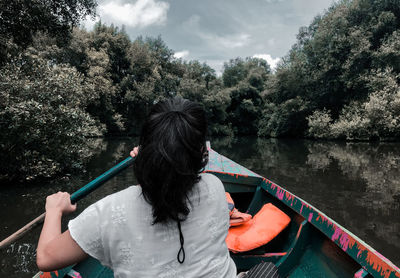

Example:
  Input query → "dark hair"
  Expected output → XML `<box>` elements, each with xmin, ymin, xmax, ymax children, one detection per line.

<box><xmin>134</xmin><ymin>97</ymin><xmax>208</xmax><ymax>224</ymax></box>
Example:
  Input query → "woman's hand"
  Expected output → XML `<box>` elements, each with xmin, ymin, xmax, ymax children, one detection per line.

<box><xmin>45</xmin><ymin>192</ymin><xmax>76</xmax><ymax>215</ymax></box>
<box><xmin>130</xmin><ymin>146</ymin><xmax>139</xmax><ymax>158</ymax></box>
<box><xmin>38</xmin><ymin>192</ymin><xmax>87</xmax><ymax>271</ymax></box>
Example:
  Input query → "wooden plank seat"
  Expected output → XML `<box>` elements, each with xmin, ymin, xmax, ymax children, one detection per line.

<box><xmin>239</xmin><ymin>262</ymin><xmax>281</xmax><ymax>278</ymax></box>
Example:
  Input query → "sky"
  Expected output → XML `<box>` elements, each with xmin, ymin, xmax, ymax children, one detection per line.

<box><xmin>82</xmin><ymin>0</ymin><xmax>337</xmax><ymax>74</ymax></box>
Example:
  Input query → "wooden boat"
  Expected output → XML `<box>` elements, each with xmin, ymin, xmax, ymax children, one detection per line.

<box><xmin>34</xmin><ymin>144</ymin><xmax>400</xmax><ymax>278</ymax></box>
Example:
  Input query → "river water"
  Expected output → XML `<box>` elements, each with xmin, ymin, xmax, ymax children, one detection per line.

<box><xmin>0</xmin><ymin>137</ymin><xmax>399</xmax><ymax>277</ymax></box>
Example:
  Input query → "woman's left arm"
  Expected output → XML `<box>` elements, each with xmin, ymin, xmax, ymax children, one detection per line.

<box><xmin>36</xmin><ymin>192</ymin><xmax>88</xmax><ymax>272</ymax></box>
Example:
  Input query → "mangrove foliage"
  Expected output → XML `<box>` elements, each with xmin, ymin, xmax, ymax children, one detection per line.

<box><xmin>1</xmin><ymin>0</ymin><xmax>400</xmax><ymax>181</ymax></box>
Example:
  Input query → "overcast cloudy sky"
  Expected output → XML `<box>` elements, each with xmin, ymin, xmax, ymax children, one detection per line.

<box><xmin>83</xmin><ymin>0</ymin><xmax>337</xmax><ymax>74</ymax></box>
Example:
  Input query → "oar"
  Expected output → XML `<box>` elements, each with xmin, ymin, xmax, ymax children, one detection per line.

<box><xmin>0</xmin><ymin>156</ymin><xmax>134</xmax><ymax>250</ymax></box>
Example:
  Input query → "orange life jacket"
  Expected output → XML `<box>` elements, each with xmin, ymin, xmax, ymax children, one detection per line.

<box><xmin>226</xmin><ymin>203</ymin><xmax>291</xmax><ymax>253</ymax></box>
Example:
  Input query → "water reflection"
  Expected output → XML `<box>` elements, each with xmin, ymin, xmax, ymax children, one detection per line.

<box><xmin>304</xmin><ymin>141</ymin><xmax>400</xmax><ymax>263</ymax></box>
<box><xmin>0</xmin><ymin>137</ymin><xmax>399</xmax><ymax>277</ymax></box>
<box><xmin>211</xmin><ymin>138</ymin><xmax>400</xmax><ymax>266</ymax></box>
<box><xmin>307</xmin><ymin>142</ymin><xmax>400</xmax><ymax>194</ymax></box>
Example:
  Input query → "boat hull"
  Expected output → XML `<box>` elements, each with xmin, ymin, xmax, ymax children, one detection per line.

<box><xmin>35</xmin><ymin>145</ymin><xmax>400</xmax><ymax>278</ymax></box>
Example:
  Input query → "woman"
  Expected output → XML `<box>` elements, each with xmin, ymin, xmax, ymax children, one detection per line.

<box><xmin>36</xmin><ymin>97</ymin><xmax>237</xmax><ymax>277</ymax></box>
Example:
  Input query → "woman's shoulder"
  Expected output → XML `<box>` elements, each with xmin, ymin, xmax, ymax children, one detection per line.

<box><xmin>200</xmin><ymin>172</ymin><xmax>223</xmax><ymax>186</ymax></box>
<box><xmin>92</xmin><ymin>185</ymin><xmax>141</xmax><ymax>211</ymax></box>
<box><xmin>197</xmin><ymin>173</ymin><xmax>225</xmax><ymax>200</ymax></box>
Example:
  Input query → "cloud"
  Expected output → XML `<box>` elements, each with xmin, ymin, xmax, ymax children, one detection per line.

<box><xmin>199</xmin><ymin>32</ymin><xmax>251</xmax><ymax>49</ymax></box>
<box><xmin>98</xmin><ymin>0</ymin><xmax>169</xmax><ymax>28</ymax></box>
<box><xmin>265</xmin><ymin>0</ymin><xmax>285</xmax><ymax>3</ymax></box>
<box><xmin>185</xmin><ymin>14</ymin><xmax>201</xmax><ymax>27</ymax></box>
<box><xmin>81</xmin><ymin>15</ymin><xmax>100</xmax><ymax>30</ymax></box>
<box><xmin>183</xmin><ymin>15</ymin><xmax>251</xmax><ymax>49</ymax></box>
<box><xmin>253</xmin><ymin>54</ymin><xmax>281</xmax><ymax>70</ymax></box>
<box><xmin>215</xmin><ymin>33</ymin><xmax>251</xmax><ymax>49</ymax></box>
<box><xmin>174</xmin><ymin>50</ymin><xmax>190</xmax><ymax>59</ymax></box>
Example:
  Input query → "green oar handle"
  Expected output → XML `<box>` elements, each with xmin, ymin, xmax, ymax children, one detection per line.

<box><xmin>0</xmin><ymin>156</ymin><xmax>134</xmax><ymax>250</ymax></box>
<box><xmin>70</xmin><ymin>156</ymin><xmax>134</xmax><ymax>203</ymax></box>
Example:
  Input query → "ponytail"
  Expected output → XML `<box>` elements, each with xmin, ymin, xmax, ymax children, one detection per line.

<box><xmin>133</xmin><ymin>97</ymin><xmax>208</xmax><ymax>224</ymax></box>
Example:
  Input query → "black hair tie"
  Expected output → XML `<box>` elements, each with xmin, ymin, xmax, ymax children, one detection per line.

<box><xmin>177</xmin><ymin>220</ymin><xmax>185</xmax><ymax>264</ymax></box>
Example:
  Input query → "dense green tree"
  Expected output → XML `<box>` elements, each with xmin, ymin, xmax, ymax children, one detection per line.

<box><xmin>85</xmin><ymin>48</ymin><xmax>123</xmax><ymax>134</ymax></box>
<box><xmin>91</xmin><ymin>23</ymin><xmax>131</xmax><ymax>84</ymax></box>
<box><xmin>178</xmin><ymin>61</ymin><xmax>216</xmax><ymax>101</ymax></box>
<box><xmin>0</xmin><ymin>53</ymin><xmax>103</xmax><ymax>181</ymax></box>
<box><xmin>223</xmin><ymin>58</ymin><xmax>271</xmax><ymax>134</ymax></box>
<box><xmin>0</xmin><ymin>0</ymin><xmax>97</xmax><ymax>64</ymax></box>
<box><xmin>223</xmin><ymin>57</ymin><xmax>270</xmax><ymax>88</ymax></box>
<box><xmin>259</xmin><ymin>97</ymin><xmax>310</xmax><ymax>137</ymax></box>
<box><xmin>307</xmin><ymin>68</ymin><xmax>400</xmax><ymax>140</ymax></box>
<box><xmin>223</xmin><ymin>58</ymin><xmax>249</xmax><ymax>87</ymax></box>
<box><xmin>203</xmin><ymin>86</ymin><xmax>233</xmax><ymax>136</ymax></box>
<box><xmin>27</xmin><ymin>29</ymin><xmax>122</xmax><ymax>134</ymax></box>
<box><xmin>264</xmin><ymin>0</ymin><xmax>400</xmax><ymax>139</ymax></box>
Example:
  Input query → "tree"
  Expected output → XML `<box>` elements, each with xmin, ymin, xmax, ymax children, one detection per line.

<box><xmin>222</xmin><ymin>57</ymin><xmax>270</xmax><ymax>88</ymax></box>
<box><xmin>26</xmin><ymin>29</ymin><xmax>123</xmax><ymax>134</ymax></box>
<box><xmin>0</xmin><ymin>53</ymin><xmax>103</xmax><ymax>181</ymax></box>
<box><xmin>223</xmin><ymin>58</ymin><xmax>271</xmax><ymax>135</ymax></box>
<box><xmin>264</xmin><ymin>0</ymin><xmax>400</xmax><ymax>139</ymax></box>
<box><xmin>91</xmin><ymin>23</ymin><xmax>131</xmax><ymax>84</ymax></box>
<box><xmin>177</xmin><ymin>61</ymin><xmax>216</xmax><ymax>102</ymax></box>
<box><xmin>258</xmin><ymin>97</ymin><xmax>309</xmax><ymax>137</ymax></box>
<box><xmin>0</xmin><ymin>0</ymin><xmax>97</xmax><ymax>64</ymax></box>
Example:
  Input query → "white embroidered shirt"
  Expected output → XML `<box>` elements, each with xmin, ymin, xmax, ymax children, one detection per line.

<box><xmin>68</xmin><ymin>173</ymin><xmax>237</xmax><ymax>278</ymax></box>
